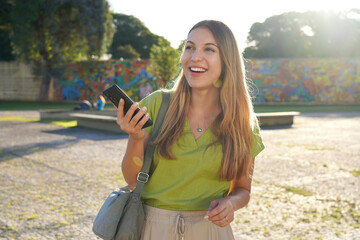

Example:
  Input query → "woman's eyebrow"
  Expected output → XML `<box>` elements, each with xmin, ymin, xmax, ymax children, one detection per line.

<box><xmin>186</xmin><ymin>41</ymin><xmax>218</xmax><ymax>48</ymax></box>
<box><xmin>206</xmin><ymin>43</ymin><xmax>218</xmax><ymax>48</ymax></box>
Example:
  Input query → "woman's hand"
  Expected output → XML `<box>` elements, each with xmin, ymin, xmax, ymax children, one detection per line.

<box><xmin>204</xmin><ymin>174</ymin><xmax>254</xmax><ymax>228</ymax></box>
<box><xmin>205</xmin><ymin>197</ymin><xmax>235</xmax><ymax>227</ymax></box>
<box><xmin>116</xmin><ymin>98</ymin><xmax>150</xmax><ymax>140</ymax></box>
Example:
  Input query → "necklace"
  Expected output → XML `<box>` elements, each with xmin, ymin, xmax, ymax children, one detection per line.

<box><xmin>195</xmin><ymin>114</ymin><xmax>212</xmax><ymax>133</ymax></box>
<box><xmin>189</xmin><ymin>108</ymin><xmax>218</xmax><ymax>134</ymax></box>
<box><xmin>197</xmin><ymin>117</ymin><xmax>206</xmax><ymax>133</ymax></box>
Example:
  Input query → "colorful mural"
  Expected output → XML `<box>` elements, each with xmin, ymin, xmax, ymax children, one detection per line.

<box><xmin>53</xmin><ymin>59</ymin><xmax>360</xmax><ymax>104</ymax></box>
<box><xmin>53</xmin><ymin>60</ymin><xmax>158</xmax><ymax>103</ymax></box>
<box><xmin>246</xmin><ymin>59</ymin><xmax>360</xmax><ymax>104</ymax></box>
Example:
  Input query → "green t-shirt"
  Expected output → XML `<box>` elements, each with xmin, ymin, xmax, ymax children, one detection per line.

<box><xmin>139</xmin><ymin>90</ymin><xmax>265</xmax><ymax>210</ymax></box>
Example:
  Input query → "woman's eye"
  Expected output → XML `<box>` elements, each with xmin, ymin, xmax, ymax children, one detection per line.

<box><xmin>185</xmin><ymin>45</ymin><xmax>193</xmax><ymax>50</ymax></box>
<box><xmin>205</xmin><ymin>47</ymin><xmax>215</xmax><ymax>52</ymax></box>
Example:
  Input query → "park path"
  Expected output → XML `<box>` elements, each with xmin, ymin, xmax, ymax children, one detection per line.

<box><xmin>0</xmin><ymin>111</ymin><xmax>359</xmax><ymax>240</ymax></box>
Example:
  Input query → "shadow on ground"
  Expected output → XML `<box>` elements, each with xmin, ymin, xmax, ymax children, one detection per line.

<box><xmin>42</xmin><ymin>127</ymin><xmax>128</xmax><ymax>141</ymax></box>
<box><xmin>0</xmin><ymin>127</ymin><xmax>127</xmax><ymax>163</ymax></box>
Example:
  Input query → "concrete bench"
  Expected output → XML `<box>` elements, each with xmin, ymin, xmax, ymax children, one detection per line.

<box><xmin>40</xmin><ymin>109</ymin><xmax>117</xmax><ymax>120</ymax></box>
<box><xmin>71</xmin><ymin>111</ymin><xmax>300</xmax><ymax>134</ymax></box>
<box><xmin>256</xmin><ymin>111</ymin><xmax>300</xmax><ymax>127</ymax></box>
<box><xmin>70</xmin><ymin>113</ymin><xmax>125</xmax><ymax>134</ymax></box>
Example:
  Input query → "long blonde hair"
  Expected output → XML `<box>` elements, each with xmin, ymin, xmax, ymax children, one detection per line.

<box><xmin>154</xmin><ymin>20</ymin><xmax>254</xmax><ymax>181</ymax></box>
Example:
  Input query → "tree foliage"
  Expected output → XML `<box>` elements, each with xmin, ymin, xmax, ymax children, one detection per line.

<box><xmin>10</xmin><ymin>0</ymin><xmax>114</xmax><ymax>101</ymax></box>
<box><xmin>109</xmin><ymin>13</ymin><xmax>162</xmax><ymax>59</ymax></box>
<box><xmin>116</xmin><ymin>44</ymin><xmax>140</xmax><ymax>60</ymax></box>
<box><xmin>244</xmin><ymin>10</ymin><xmax>360</xmax><ymax>58</ymax></box>
<box><xmin>148</xmin><ymin>38</ymin><xmax>180</xmax><ymax>87</ymax></box>
<box><xmin>0</xmin><ymin>0</ymin><xmax>15</xmax><ymax>61</ymax></box>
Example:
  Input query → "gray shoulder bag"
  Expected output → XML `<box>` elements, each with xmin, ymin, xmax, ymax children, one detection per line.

<box><xmin>93</xmin><ymin>91</ymin><xmax>170</xmax><ymax>240</ymax></box>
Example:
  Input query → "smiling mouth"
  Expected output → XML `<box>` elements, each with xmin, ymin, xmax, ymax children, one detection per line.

<box><xmin>190</xmin><ymin>67</ymin><xmax>207</xmax><ymax>73</ymax></box>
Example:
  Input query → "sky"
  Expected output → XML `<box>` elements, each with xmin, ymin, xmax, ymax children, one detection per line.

<box><xmin>107</xmin><ymin>0</ymin><xmax>359</xmax><ymax>51</ymax></box>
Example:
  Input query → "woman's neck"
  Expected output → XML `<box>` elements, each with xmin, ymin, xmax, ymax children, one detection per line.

<box><xmin>188</xmin><ymin>88</ymin><xmax>221</xmax><ymax>117</ymax></box>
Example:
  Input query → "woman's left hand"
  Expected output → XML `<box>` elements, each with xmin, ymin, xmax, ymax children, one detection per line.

<box><xmin>205</xmin><ymin>197</ymin><xmax>235</xmax><ymax>227</ymax></box>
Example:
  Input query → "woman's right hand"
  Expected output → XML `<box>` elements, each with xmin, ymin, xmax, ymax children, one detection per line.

<box><xmin>116</xmin><ymin>98</ymin><xmax>150</xmax><ymax>140</ymax></box>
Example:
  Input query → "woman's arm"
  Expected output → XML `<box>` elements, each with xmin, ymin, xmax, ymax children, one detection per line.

<box><xmin>205</xmin><ymin>158</ymin><xmax>255</xmax><ymax>227</ymax></box>
<box><xmin>116</xmin><ymin>99</ymin><xmax>151</xmax><ymax>189</ymax></box>
<box><xmin>121</xmin><ymin>133</ymin><xmax>150</xmax><ymax>189</ymax></box>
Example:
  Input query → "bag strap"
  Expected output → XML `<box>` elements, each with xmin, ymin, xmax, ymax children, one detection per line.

<box><xmin>133</xmin><ymin>91</ymin><xmax>170</xmax><ymax>194</ymax></box>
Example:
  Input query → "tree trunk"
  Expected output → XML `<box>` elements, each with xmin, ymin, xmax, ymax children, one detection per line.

<box><xmin>39</xmin><ymin>61</ymin><xmax>51</xmax><ymax>102</ymax></box>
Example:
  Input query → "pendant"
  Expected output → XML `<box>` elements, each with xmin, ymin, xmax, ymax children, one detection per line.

<box><xmin>197</xmin><ymin>127</ymin><xmax>202</xmax><ymax>132</ymax></box>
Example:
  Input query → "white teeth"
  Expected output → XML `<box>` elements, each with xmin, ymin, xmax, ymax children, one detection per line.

<box><xmin>190</xmin><ymin>67</ymin><xmax>206</xmax><ymax>73</ymax></box>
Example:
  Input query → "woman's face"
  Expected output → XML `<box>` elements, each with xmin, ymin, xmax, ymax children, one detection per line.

<box><xmin>182</xmin><ymin>27</ymin><xmax>222</xmax><ymax>90</ymax></box>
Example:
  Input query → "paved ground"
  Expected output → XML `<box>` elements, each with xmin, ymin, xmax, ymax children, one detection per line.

<box><xmin>0</xmin><ymin>110</ymin><xmax>359</xmax><ymax>240</ymax></box>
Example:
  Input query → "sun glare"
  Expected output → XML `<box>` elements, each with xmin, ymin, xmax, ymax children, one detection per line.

<box><xmin>301</xmin><ymin>26</ymin><xmax>315</xmax><ymax>37</ymax></box>
<box><xmin>107</xmin><ymin>0</ymin><xmax>358</xmax><ymax>49</ymax></box>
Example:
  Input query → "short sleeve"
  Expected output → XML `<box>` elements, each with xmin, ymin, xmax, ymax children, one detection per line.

<box><xmin>250</xmin><ymin>116</ymin><xmax>265</xmax><ymax>158</ymax></box>
<box><xmin>138</xmin><ymin>90</ymin><xmax>163</xmax><ymax>135</ymax></box>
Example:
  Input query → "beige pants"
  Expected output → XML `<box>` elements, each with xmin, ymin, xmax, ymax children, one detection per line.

<box><xmin>141</xmin><ymin>205</ymin><xmax>235</xmax><ymax>240</ymax></box>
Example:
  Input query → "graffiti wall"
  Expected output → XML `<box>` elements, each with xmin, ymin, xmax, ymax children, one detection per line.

<box><xmin>246</xmin><ymin>59</ymin><xmax>360</xmax><ymax>104</ymax></box>
<box><xmin>53</xmin><ymin>59</ymin><xmax>360</xmax><ymax>104</ymax></box>
<box><xmin>53</xmin><ymin>60</ymin><xmax>158</xmax><ymax>103</ymax></box>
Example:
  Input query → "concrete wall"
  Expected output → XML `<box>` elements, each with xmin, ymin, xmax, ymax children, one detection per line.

<box><xmin>1</xmin><ymin>59</ymin><xmax>360</xmax><ymax>104</ymax></box>
<box><xmin>247</xmin><ymin>59</ymin><xmax>360</xmax><ymax>104</ymax></box>
<box><xmin>0</xmin><ymin>62</ymin><xmax>41</xmax><ymax>101</ymax></box>
<box><xmin>53</xmin><ymin>59</ymin><xmax>360</xmax><ymax>104</ymax></box>
<box><xmin>53</xmin><ymin>60</ymin><xmax>156</xmax><ymax>103</ymax></box>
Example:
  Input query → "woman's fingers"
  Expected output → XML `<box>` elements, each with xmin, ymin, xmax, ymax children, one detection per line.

<box><xmin>212</xmin><ymin>214</ymin><xmax>234</xmax><ymax>227</ymax></box>
<box><xmin>130</xmin><ymin>106</ymin><xmax>148</xmax><ymax>129</ymax></box>
<box><xmin>123</xmin><ymin>102</ymin><xmax>139</xmax><ymax>125</ymax></box>
<box><xmin>135</xmin><ymin>111</ymin><xmax>150</xmax><ymax>129</ymax></box>
<box><xmin>116</xmin><ymin>99</ymin><xmax>148</xmax><ymax>133</ymax></box>
<box><xmin>209</xmin><ymin>207</ymin><xmax>234</xmax><ymax>227</ymax></box>
<box><xmin>206</xmin><ymin>200</ymin><xmax>224</xmax><ymax>219</ymax></box>
<box><xmin>116</xmin><ymin>99</ymin><xmax>125</xmax><ymax>125</ymax></box>
<box><xmin>206</xmin><ymin>198</ymin><xmax>235</xmax><ymax>227</ymax></box>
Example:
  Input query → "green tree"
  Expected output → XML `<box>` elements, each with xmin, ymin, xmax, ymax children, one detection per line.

<box><xmin>10</xmin><ymin>0</ymin><xmax>114</xmax><ymax>101</ymax></box>
<box><xmin>244</xmin><ymin>9</ymin><xmax>360</xmax><ymax>58</ymax></box>
<box><xmin>117</xmin><ymin>44</ymin><xmax>140</xmax><ymax>60</ymax></box>
<box><xmin>0</xmin><ymin>0</ymin><xmax>15</xmax><ymax>61</ymax></box>
<box><xmin>177</xmin><ymin>39</ymin><xmax>186</xmax><ymax>52</ymax></box>
<box><xmin>149</xmin><ymin>38</ymin><xmax>180</xmax><ymax>87</ymax></box>
<box><xmin>110</xmin><ymin>13</ymin><xmax>161</xmax><ymax>59</ymax></box>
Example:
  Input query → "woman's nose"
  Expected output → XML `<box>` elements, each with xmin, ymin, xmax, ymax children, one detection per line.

<box><xmin>191</xmin><ymin>50</ymin><xmax>203</xmax><ymax>61</ymax></box>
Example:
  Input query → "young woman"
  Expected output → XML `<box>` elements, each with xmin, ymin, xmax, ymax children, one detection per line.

<box><xmin>116</xmin><ymin>20</ymin><xmax>265</xmax><ymax>240</ymax></box>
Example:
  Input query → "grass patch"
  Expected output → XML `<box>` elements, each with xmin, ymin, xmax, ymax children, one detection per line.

<box><xmin>0</xmin><ymin>100</ymin><xmax>114</xmax><ymax>111</ymax></box>
<box><xmin>350</xmin><ymin>170</ymin><xmax>360</xmax><ymax>177</ymax></box>
<box><xmin>0</xmin><ymin>100</ymin><xmax>78</xmax><ymax>111</ymax></box>
<box><xmin>330</xmin><ymin>205</ymin><xmax>344</xmax><ymax>224</ymax></box>
<box><xmin>0</xmin><ymin>116</ymin><xmax>77</xmax><ymax>128</ymax></box>
<box><xmin>339</xmin><ymin>167</ymin><xmax>360</xmax><ymax>177</ymax></box>
<box><xmin>56</xmin><ymin>220</ymin><xmax>71</xmax><ymax>228</ymax></box>
<box><xmin>27</xmin><ymin>213</ymin><xmax>38</xmax><ymax>220</ymax></box>
<box><xmin>263</xmin><ymin>228</ymin><xmax>270</xmax><ymax>235</ymax></box>
<box><xmin>0</xmin><ymin>223</ymin><xmax>18</xmax><ymax>233</ymax></box>
<box><xmin>37</xmin><ymin>119</ymin><xmax>77</xmax><ymax>128</ymax></box>
<box><xmin>47</xmin><ymin>120</ymin><xmax>77</xmax><ymax>128</ymax></box>
<box><xmin>254</xmin><ymin>104</ymin><xmax>360</xmax><ymax>113</ymax></box>
<box><xmin>300</xmin><ymin>218</ymin><xmax>311</xmax><ymax>223</ymax></box>
<box><xmin>243</xmin><ymin>219</ymin><xmax>251</xmax><ymax>224</ymax></box>
<box><xmin>306</xmin><ymin>146</ymin><xmax>337</xmax><ymax>151</ymax></box>
<box><xmin>283</xmin><ymin>186</ymin><xmax>313</xmax><ymax>197</ymax></box>
<box><xmin>0</xmin><ymin>116</ymin><xmax>38</xmax><ymax>122</ymax></box>
<box><xmin>1</xmin><ymin>100</ymin><xmax>359</xmax><ymax>112</ymax></box>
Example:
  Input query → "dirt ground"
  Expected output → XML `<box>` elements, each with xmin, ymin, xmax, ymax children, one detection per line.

<box><xmin>0</xmin><ymin>110</ymin><xmax>359</xmax><ymax>240</ymax></box>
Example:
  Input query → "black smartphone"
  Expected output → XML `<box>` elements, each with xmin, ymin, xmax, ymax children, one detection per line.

<box><xmin>103</xmin><ymin>84</ymin><xmax>153</xmax><ymax>128</ymax></box>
